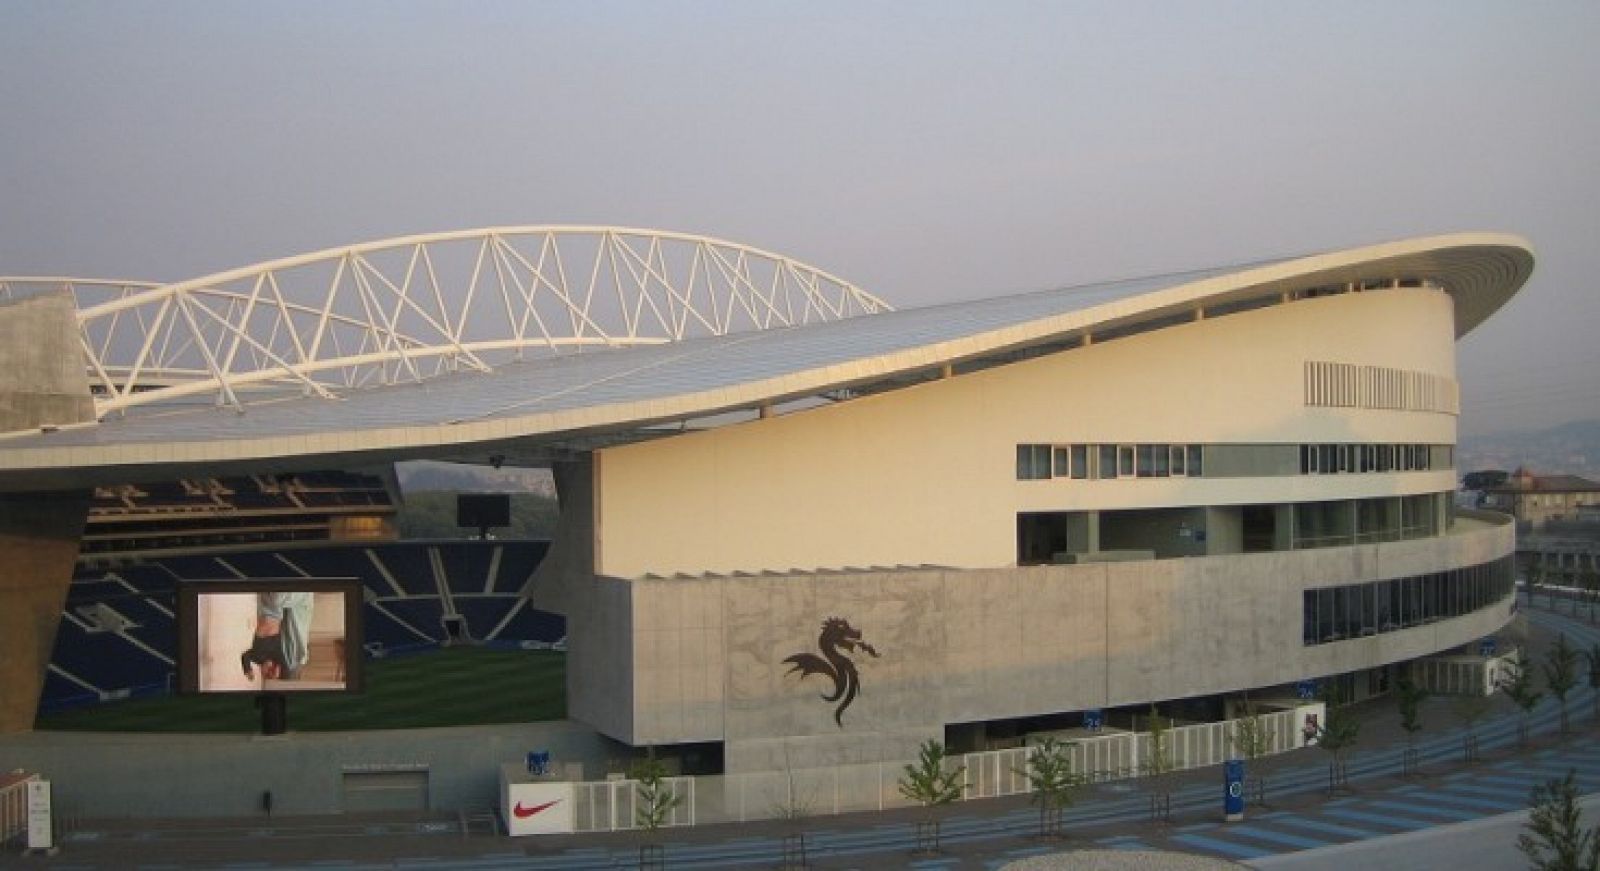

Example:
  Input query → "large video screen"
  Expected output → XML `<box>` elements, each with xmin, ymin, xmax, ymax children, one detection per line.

<box><xmin>176</xmin><ymin>579</ymin><xmax>363</xmax><ymax>694</ymax></box>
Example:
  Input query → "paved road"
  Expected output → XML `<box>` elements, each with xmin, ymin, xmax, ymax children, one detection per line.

<box><xmin>23</xmin><ymin>602</ymin><xmax>1600</xmax><ymax>869</ymax></box>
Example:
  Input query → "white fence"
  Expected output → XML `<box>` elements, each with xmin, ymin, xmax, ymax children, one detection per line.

<box><xmin>1414</xmin><ymin>649</ymin><xmax>1521</xmax><ymax>697</ymax></box>
<box><xmin>558</xmin><ymin>702</ymin><xmax>1323</xmax><ymax>831</ymax></box>
<box><xmin>572</xmin><ymin>776</ymin><xmax>695</xmax><ymax>832</ymax></box>
<box><xmin>0</xmin><ymin>773</ymin><xmax>38</xmax><ymax>846</ymax></box>
<box><xmin>964</xmin><ymin>703</ymin><xmax>1322</xmax><ymax>800</ymax></box>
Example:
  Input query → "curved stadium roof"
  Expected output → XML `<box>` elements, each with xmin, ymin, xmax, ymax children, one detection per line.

<box><xmin>0</xmin><ymin>231</ymin><xmax>1533</xmax><ymax>491</ymax></box>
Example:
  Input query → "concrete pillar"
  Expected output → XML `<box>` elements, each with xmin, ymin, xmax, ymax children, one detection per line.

<box><xmin>1274</xmin><ymin>504</ymin><xmax>1295</xmax><ymax>551</ymax></box>
<box><xmin>0</xmin><ymin>493</ymin><xmax>90</xmax><ymax>731</ymax></box>
<box><xmin>523</xmin><ymin>455</ymin><xmax>596</xmax><ymax>617</ymax></box>
<box><xmin>0</xmin><ymin>291</ymin><xmax>96</xmax><ymax>732</ymax></box>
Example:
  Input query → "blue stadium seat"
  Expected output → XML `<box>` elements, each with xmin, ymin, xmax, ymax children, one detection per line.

<box><xmin>364</xmin><ymin>601</ymin><xmax>438</xmax><ymax>650</ymax></box>
<box><xmin>366</xmin><ymin>544</ymin><xmax>438</xmax><ymax>596</ymax></box>
<box><xmin>492</xmin><ymin>541</ymin><xmax>550</xmax><ymax>593</ymax></box>
<box><xmin>492</xmin><ymin>599</ymin><xmax>566</xmax><ymax>644</ymax></box>
<box><xmin>50</xmin><ymin>620</ymin><xmax>170</xmax><ymax>695</ymax></box>
<box><xmin>379</xmin><ymin>598</ymin><xmax>446</xmax><ymax>638</ymax></box>
<box><xmin>155</xmin><ymin>555</ymin><xmax>230</xmax><ymax>579</ymax></box>
<box><xmin>449</xmin><ymin>595</ymin><xmax>517</xmax><ymax>639</ymax></box>
<box><xmin>39</xmin><ymin>668</ymin><xmax>98</xmax><ymax>710</ymax></box>
<box><xmin>438</xmin><ymin>543</ymin><xmax>495</xmax><ymax>594</ymax></box>
<box><xmin>214</xmin><ymin>551</ymin><xmax>297</xmax><ymax>578</ymax></box>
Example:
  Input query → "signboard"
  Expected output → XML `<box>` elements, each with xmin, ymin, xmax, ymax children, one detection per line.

<box><xmin>26</xmin><ymin>780</ymin><xmax>51</xmax><ymax>851</ymax></box>
<box><xmin>1223</xmin><ymin>759</ymin><xmax>1244</xmax><ymax>822</ymax></box>
<box><xmin>1479</xmin><ymin>637</ymin><xmax>1497</xmax><ymax>657</ymax></box>
<box><xmin>1082</xmin><ymin>709</ymin><xmax>1103</xmax><ymax>732</ymax></box>
<box><xmin>501</xmin><ymin>775</ymin><xmax>574</xmax><ymax>836</ymax></box>
<box><xmin>526</xmin><ymin>750</ymin><xmax>551</xmax><ymax>776</ymax></box>
<box><xmin>1295</xmin><ymin>679</ymin><xmax>1317</xmax><ymax>701</ymax></box>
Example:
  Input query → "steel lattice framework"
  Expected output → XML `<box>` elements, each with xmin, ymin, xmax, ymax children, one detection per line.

<box><xmin>1</xmin><ymin>227</ymin><xmax>890</xmax><ymax>417</ymax></box>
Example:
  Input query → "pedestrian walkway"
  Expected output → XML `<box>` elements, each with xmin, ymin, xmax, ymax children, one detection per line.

<box><xmin>1135</xmin><ymin>744</ymin><xmax>1600</xmax><ymax>864</ymax></box>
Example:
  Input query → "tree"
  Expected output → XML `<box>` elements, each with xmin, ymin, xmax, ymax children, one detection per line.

<box><xmin>1228</xmin><ymin>695</ymin><xmax>1274</xmax><ymax>804</ymax></box>
<box><xmin>1545</xmin><ymin>633</ymin><xmax>1580</xmax><ymax>735</ymax></box>
<box><xmin>1453</xmin><ymin>691</ymin><xmax>1493</xmax><ymax>764</ymax></box>
<box><xmin>1395</xmin><ymin>674</ymin><xmax>1428</xmax><ymax>776</ymax></box>
<box><xmin>1313</xmin><ymin>686</ymin><xmax>1360</xmax><ymax>792</ymax></box>
<box><xmin>1501</xmin><ymin>654</ymin><xmax>1545</xmax><ymax>747</ymax></box>
<box><xmin>770</xmin><ymin>749</ymin><xmax>814</xmax><ymax>871</ymax></box>
<box><xmin>631</xmin><ymin>755</ymin><xmax>684</xmax><ymax>869</ymax></box>
<box><xmin>897</xmin><ymin>740</ymin><xmax>964</xmax><ymax>854</ymax></box>
<box><xmin>1142</xmin><ymin>705</ymin><xmax>1175</xmax><ymax>821</ymax></box>
<box><xmin>1013</xmin><ymin>736</ymin><xmax>1083</xmax><ymax>840</ymax></box>
<box><xmin>1586</xmin><ymin>643</ymin><xmax>1600</xmax><ymax>724</ymax></box>
<box><xmin>1518</xmin><ymin>770</ymin><xmax>1600</xmax><ymax>871</ymax></box>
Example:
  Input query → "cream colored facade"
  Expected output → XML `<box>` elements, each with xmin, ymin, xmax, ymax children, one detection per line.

<box><xmin>595</xmin><ymin>286</ymin><xmax>1459</xmax><ymax>577</ymax></box>
<box><xmin>568</xmin><ymin>282</ymin><xmax>1520</xmax><ymax>772</ymax></box>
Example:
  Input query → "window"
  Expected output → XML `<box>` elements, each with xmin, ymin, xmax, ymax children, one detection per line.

<box><xmin>1098</xmin><ymin>445</ymin><xmax>1118</xmax><ymax>480</ymax></box>
<box><xmin>1136</xmin><ymin>444</ymin><xmax>1158</xmax><ymax>478</ymax></box>
<box><xmin>1053</xmin><ymin>447</ymin><xmax>1072</xmax><ymax>478</ymax></box>
<box><xmin>1187</xmin><ymin>445</ymin><xmax>1203</xmax><ymax>476</ymax></box>
<box><xmin>1070</xmin><ymin>445</ymin><xmax>1088</xmax><ymax>479</ymax></box>
<box><xmin>1169</xmin><ymin>445</ymin><xmax>1186</xmax><ymax>476</ymax></box>
<box><xmin>1117</xmin><ymin>445</ymin><xmax>1135</xmax><ymax>478</ymax></box>
<box><xmin>1303</xmin><ymin>556</ymin><xmax>1513</xmax><ymax>645</ymax></box>
<box><xmin>1016</xmin><ymin>445</ymin><xmax>1051</xmax><ymax>480</ymax></box>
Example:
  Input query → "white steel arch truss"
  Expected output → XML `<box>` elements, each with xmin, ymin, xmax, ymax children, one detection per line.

<box><xmin>3</xmin><ymin>227</ymin><xmax>891</xmax><ymax>417</ymax></box>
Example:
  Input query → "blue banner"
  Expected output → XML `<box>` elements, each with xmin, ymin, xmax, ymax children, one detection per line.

<box><xmin>1224</xmin><ymin>758</ymin><xmax>1245</xmax><ymax>820</ymax></box>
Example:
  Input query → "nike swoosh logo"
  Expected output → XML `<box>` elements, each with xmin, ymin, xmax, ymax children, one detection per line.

<box><xmin>513</xmin><ymin>799</ymin><xmax>560</xmax><ymax>818</ymax></box>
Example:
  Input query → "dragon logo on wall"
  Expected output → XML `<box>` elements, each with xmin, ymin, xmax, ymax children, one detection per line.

<box><xmin>783</xmin><ymin>617</ymin><xmax>880</xmax><ymax>727</ymax></box>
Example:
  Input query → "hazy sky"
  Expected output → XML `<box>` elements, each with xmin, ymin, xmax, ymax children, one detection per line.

<box><xmin>2</xmin><ymin>2</ymin><xmax>1595</xmax><ymax>436</ymax></box>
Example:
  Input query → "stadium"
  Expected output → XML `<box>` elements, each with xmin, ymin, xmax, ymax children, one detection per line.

<box><xmin>0</xmin><ymin>227</ymin><xmax>1532</xmax><ymax>825</ymax></box>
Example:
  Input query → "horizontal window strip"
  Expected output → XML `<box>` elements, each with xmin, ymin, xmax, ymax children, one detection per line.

<box><xmin>1302</xmin><ymin>555</ymin><xmax>1514</xmax><ymax>646</ymax></box>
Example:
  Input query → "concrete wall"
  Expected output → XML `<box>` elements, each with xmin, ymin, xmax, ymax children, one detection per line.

<box><xmin>0</xmin><ymin>720</ymin><xmax>614</xmax><ymax>818</ymax></box>
<box><xmin>0</xmin><ymin>291</ymin><xmax>95</xmax><ymax>432</ymax></box>
<box><xmin>573</xmin><ymin>517</ymin><xmax>1513</xmax><ymax>771</ymax></box>
<box><xmin>0</xmin><ymin>291</ymin><xmax>96</xmax><ymax>732</ymax></box>
<box><xmin>594</xmin><ymin>287</ymin><xmax>1460</xmax><ymax>577</ymax></box>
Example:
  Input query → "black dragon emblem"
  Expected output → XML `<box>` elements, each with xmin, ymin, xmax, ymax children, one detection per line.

<box><xmin>783</xmin><ymin>617</ymin><xmax>880</xmax><ymax>727</ymax></box>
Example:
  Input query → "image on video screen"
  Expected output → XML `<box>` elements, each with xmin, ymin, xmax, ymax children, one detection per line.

<box><xmin>195</xmin><ymin>591</ymin><xmax>349</xmax><ymax>692</ymax></box>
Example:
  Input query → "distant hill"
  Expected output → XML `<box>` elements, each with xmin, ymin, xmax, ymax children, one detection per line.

<box><xmin>1457</xmin><ymin>419</ymin><xmax>1600</xmax><ymax>480</ymax></box>
<box><xmin>396</xmin><ymin>460</ymin><xmax>555</xmax><ymax>496</ymax></box>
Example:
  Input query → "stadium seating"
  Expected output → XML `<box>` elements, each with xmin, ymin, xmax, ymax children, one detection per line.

<box><xmin>49</xmin><ymin>618</ymin><xmax>172</xmax><ymax>700</ymax></box>
<box><xmin>492</xmin><ymin>598</ymin><xmax>566</xmax><ymax>644</ymax></box>
<box><xmin>493</xmin><ymin>541</ymin><xmax>551</xmax><ymax>593</ymax></box>
<box><xmin>44</xmin><ymin>540</ymin><xmax>565</xmax><ymax>711</ymax></box>
<box><xmin>154</xmin><ymin>554</ymin><xmax>231</xmax><ymax>580</ymax></box>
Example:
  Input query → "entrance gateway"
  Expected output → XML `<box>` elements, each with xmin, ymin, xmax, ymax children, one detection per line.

<box><xmin>340</xmin><ymin>769</ymin><xmax>428</xmax><ymax>813</ymax></box>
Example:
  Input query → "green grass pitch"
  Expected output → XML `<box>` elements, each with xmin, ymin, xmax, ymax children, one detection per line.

<box><xmin>37</xmin><ymin>648</ymin><xmax>566</xmax><ymax>732</ymax></box>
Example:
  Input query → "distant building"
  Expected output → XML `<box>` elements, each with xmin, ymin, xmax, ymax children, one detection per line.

<box><xmin>1480</xmin><ymin>466</ymin><xmax>1600</xmax><ymax>527</ymax></box>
